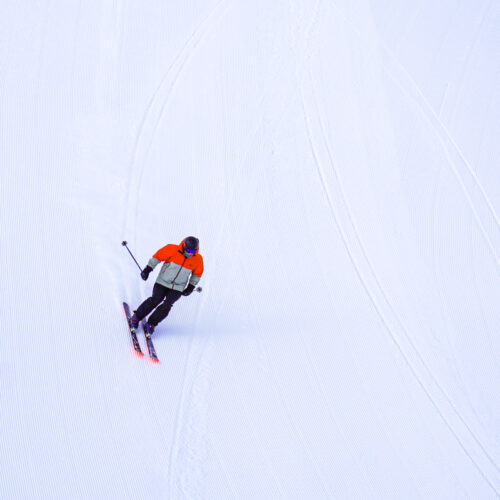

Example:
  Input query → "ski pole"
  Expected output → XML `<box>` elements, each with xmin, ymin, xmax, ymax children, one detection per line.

<box><xmin>121</xmin><ymin>241</ymin><xmax>142</xmax><ymax>272</ymax></box>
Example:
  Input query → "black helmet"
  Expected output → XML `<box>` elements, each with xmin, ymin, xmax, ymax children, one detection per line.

<box><xmin>183</xmin><ymin>236</ymin><xmax>199</xmax><ymax>255</ymax></box>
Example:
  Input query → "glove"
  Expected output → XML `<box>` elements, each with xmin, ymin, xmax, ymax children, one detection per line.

<box><xmin>182</xmin><ymin>284</ymin><xmax>195</xmax><ymax>296</ymax></box>
<box><xmin>141</xmin><ymin>266</ymin><xmax>152</xmax><ymax>281</ymax></box>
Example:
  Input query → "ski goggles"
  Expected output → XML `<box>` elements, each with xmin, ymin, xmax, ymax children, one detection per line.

<box><xmin>184</xmin><ymin>247</ymin><xmax>197</xmax><ymax>254</ymax></box>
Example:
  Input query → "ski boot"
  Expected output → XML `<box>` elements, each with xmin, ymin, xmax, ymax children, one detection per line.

<box><xmin>129</xmin><ymin>314</ymin><xmax>139</xmax><ymax>332</ymax></box>
<box><xmin>144</xmin><ymin>322</ymin><xmax>155</xmax><ymax>339</ymax></box>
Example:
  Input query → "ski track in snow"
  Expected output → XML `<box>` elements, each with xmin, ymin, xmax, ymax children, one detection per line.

<box><xmin>326</xmin><ymin>0</ymin><xmax>500</xmax><ymax>270</ymax></box>
<box><xmin>115</xmin><ymin>2</ymin><xmax>232</xmax><ymax>496</ymax></box>
<box><xmin>284</xmin><ymin>3</ymin><xmax>379</xmax><ymax>496</ymax></box>
<box><xmin>167</xmin><ymin>113</ymin><xmax>269</xmax><ymax>497</ymax></box>
<box><xmin>122</xmin><ymin>0</ymin><xmax>230</xmax><ymax>243</ymax></box>
<box><xmin>120</xmin><ymin>1</ymin><xmax>231</xmax><ymax>495</ymax></box>
<box><xmin>251</xmin><ymin>154</ymin><xmax>335</xmax><ymax>497</ymax></box>
<box><xmin>384</xmin><ymin>60</ymin><xmax>500</xmax><ymax>271</ymax></box>
<box><xmin>298</xmin><ymin>3</ymin><xmax>500</xmax><ymax>495</ymax></box>
<box><xmin>300</xmin><ymin>78</ymin><xmax>500</xmax><ymax>496</ymax></box>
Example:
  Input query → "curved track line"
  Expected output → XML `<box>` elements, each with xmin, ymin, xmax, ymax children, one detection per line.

<box><xmin>256</xmin><ymin>159</ymin><xmax>334</xmax><ymax>500</ymax></box>
<box><xmin>167</xmin><ymin>103</ymin><xmax>271</xmax><ymax>499</ymax></box>
<box><xmin>323</xmin><ymin>0</ymin><xmax>500</xmax><ymax>271</ymax></box>
<box><xmin>306</xmin><ymin>4</ymin><xmax>500</xmax><ymax>487</ymax></box>
<box><xmin>299</xmin><ymin>68</ymin><xmax>500</xmax><ymax>496</ymax></box>
<box><xmin>117</xmin><ymin>2</ymin><xmax>230</xmax><ymax>495</ymax></box>
<box><xmin>121</xmin><ymin>0</ymin><xmax>230</xmax><ymax>243</ymax></box>
<box><xmin>385</xmin><ymin>66</ymin><xmax>500</xmax><ymax>271</ymax></box>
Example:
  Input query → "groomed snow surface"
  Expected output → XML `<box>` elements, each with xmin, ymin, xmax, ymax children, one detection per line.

<box><xmin>1</xmin><ymin>1</ymin><xmax>499</xmax><ymax>499</ymax></box>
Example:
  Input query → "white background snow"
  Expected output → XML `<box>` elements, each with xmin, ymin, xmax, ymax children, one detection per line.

<box><xmin>1</xmin><ymin>1</ymin><xmax>499</xmax><ymax>499</ymax></box>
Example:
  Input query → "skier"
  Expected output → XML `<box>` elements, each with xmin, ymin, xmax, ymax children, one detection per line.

<box><xmin>129</xmin><ymin>237</ymin><xmax>203</xmax><ymax>337</ymax></box>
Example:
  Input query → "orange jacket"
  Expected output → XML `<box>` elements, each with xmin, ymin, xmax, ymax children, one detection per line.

<box><xmin>147</xmin><ymin>239</ymin><xmax>204</xmax><ymax>291</ymax></box>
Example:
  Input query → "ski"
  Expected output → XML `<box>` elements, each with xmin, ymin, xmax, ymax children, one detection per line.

<box><xmin>122</xmin><ymin>302</ymin><xmax>144</xmax><ymax>356</ymax></box>
<box><xmin>142</xmin><ymin>321</ymin><xmax>159</xmax><ymax>363</ymax></box>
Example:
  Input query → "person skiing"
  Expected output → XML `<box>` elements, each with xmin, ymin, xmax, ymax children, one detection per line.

<box><xmin>129</xmin><ymin>236</ymin><xmax>203</xmax><ymax>337</ymax></box>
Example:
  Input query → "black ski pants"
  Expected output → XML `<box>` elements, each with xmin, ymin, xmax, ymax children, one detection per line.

<box><xmin>135</xmin><ymin>283</ymin><xmax>182</xmax><ymax>326</ymax></box>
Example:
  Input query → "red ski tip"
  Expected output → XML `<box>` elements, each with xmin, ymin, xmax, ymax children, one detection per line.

<box><xmin>150</xmin><ymin>358</ymin><xmax>160</xmax><ymax>364</ymax></box>
<box><xmin>131</xmin><ymin>347</ymin><xmax>144</xmax><ymax>358</ymax></box>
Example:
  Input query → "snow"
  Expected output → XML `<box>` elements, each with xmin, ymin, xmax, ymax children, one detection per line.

<box><xmin>1</xmin><ymin>1</ymin><xmax>499</xmax><ymax>498</ymax></box>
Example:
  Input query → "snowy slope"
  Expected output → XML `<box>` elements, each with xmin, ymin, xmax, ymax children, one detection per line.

<box><xmin>1</xmin><ymin>1</ymin><xmax>499</xmax><ymax>499</ymax></box>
